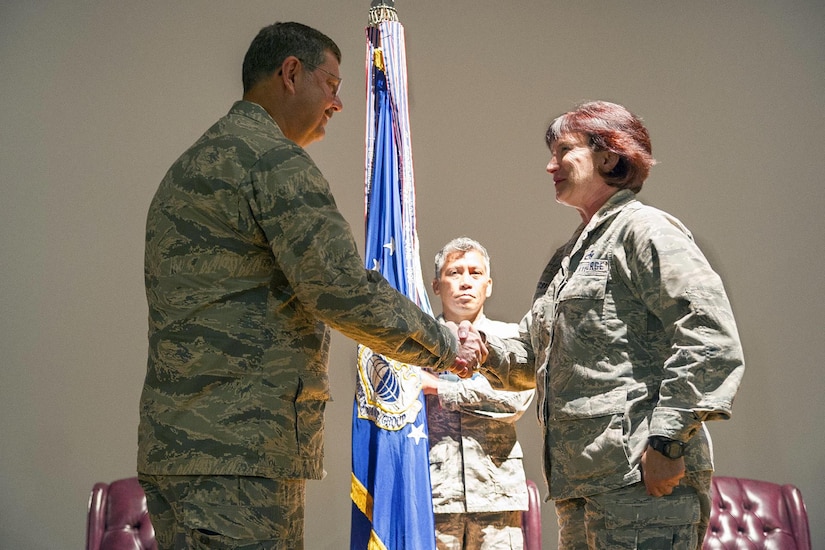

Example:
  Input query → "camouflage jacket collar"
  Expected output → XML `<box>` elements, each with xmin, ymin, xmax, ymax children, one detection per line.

<box><xmin>228</xmin><ymin>100</ymin><xmax>285</xmax><ymax>137</ymax></box>
<box><xmin>586</xmin><ymin>189</ymin><xmax>637</xmax><ymax>231</ymax></box>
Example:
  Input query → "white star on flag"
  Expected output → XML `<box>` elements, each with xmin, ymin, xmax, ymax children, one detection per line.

<box><xmin>383</xmin><ymin>237</ymin><xmax>395</xmax><ymax>256</ymax></box>
<box><xmin>407</xmin><ymin>423</ymin><xmax>427</xmax><ymax>445</ymax></box>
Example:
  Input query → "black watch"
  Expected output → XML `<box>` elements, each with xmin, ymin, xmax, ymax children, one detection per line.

<box><xmin>648</xmin><ymin>436</ymin><xmax>685</xmax><ymax>459</ymax></box>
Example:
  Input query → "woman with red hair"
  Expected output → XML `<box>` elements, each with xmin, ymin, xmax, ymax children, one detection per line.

<box><xmin>478</xmin><ymin>101</ymin><xmax>745</xmax><ymax>549</ymax></box>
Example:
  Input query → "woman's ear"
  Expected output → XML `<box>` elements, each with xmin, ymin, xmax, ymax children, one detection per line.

<box><xmin>601</xmin><ymin>150</ymin><xmax>619</xmax><ymax>173</ymax></box>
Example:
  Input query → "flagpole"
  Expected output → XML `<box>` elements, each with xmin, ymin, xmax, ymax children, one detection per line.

<box><xmin>351</xmin><ymin>2</ymin><xmax>438</xmax><ymax>548</ymax></box>
<box><xmin>365</xmin><ymin>0</ymin><xmax>430</xmax><ymax>313</ymax></box>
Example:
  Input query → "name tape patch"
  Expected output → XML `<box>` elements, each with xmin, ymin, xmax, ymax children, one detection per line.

<box><xmin>576</xmin><ymin>259</ymin><xmax>608</xmax><ymax>276</ymax></box>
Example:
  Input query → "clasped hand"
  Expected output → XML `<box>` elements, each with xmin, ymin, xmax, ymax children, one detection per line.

<box><xmin>444</xmin><ymin>320</ymin><xmax>487</xmax><ymax>379</ymax></box>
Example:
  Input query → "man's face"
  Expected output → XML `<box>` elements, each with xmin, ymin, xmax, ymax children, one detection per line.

<box><xmin>433</xmin><ymin>250</ymin><xmax>491</xmax><ymax>323</ymax></box>
<box><xmin>291</xmin><ymin>50</ymin><xmax>343</xmax><ymax>147</ymax></box>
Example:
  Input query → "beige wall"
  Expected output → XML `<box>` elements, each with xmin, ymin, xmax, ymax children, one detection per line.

<box><xmin>1</xmin><ymin>1</ymin><xmax>823</xmax><ymax>548</ymax></box>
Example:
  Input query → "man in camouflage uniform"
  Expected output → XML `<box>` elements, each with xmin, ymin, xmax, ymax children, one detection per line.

<box><xmin>476</xmin><ymin>101</ymin><xmax>745</xmax><ymax>549</ymax></box>
<box><xmin>138</xmin><ymin>22</ymin><xmax>484</xmax><ymax>549</ymax></box>
<box><xmin>421</xmin><ymin>237</ymin><xmax>535</xmax><ymax>550</ymax></box>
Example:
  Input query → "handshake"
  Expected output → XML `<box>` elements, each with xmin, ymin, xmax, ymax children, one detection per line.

<box><xmin>445</xmin><ymin>320</ymin><xmax>488</xmax><ymax>379</ymax></box>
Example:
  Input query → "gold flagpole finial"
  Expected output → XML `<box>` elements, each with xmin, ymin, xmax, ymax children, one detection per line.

<box><xmin>368</xmin><ymin>0</ymin><xmax>398</xmax><ymax>26</ymax></box>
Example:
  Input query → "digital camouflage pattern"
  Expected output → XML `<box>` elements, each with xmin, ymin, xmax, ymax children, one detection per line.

<box><xmin>139</xmin><ymin>474</ymin><xmax>305</xmax><ymax>549</ymax></box>
<box><xmin>427</xmin><ymin>315</ymin><xmax>534</xmax><ymax>516</ymax></box>
<box><xmin>433</xmin><ymin>510</ymin><xmax>524</xmax><ymax>550</ymax></box>
<box><xmin>556</xmin><ymin>471</ymin><xmax>713</xmax><ymax>550</ymax></box>
<box><xmin>139</xmin><ymin>100</ymin><xmax>458</xmax><ymax>481</ymax></box>
<box><xmin>482</xmin><ymin>189</ymin><xmax>744</xmax><ymax>504</ymax></box>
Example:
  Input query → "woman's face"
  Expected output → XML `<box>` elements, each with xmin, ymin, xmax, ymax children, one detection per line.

<box><xmin>546</xmin><ymin>132</ymin><xmax>611</xmax><ymax>212</ymax></box>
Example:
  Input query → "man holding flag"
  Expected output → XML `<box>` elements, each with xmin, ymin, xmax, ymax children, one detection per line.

<box><xmin>139</xmin><ymin>21</ymin><xmax>485</xmax><ymax>549</ymax></box>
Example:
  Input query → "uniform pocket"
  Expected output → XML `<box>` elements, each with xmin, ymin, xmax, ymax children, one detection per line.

<box><xmin>589</xmin><ymin>484</ymin><xmax>701</xmax><ymax>550</ymax></box>
<box><xmin>551</xmin><ymin>388</ymin><xmax>629</xmax><ymax>481</ymax></box>
<box><xmin>557</xmin><ymin>268</ymin><xmax>607</xmax><ymax>301</ymax></box>
<box><xmin>181</xmin><ymin>477</ymin><xmax>301</xmax><ymax>548</ymax></box>
<box><xmin>553</xmin><ymin>387</ymin><xmax>626</xmax><ymax>420</ymax></box>
<box><xmin>554</xmin><ymin>270</ymin><xmax>609</xmax><ymax>349</ymax></box>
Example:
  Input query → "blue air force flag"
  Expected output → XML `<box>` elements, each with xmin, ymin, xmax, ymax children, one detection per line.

<box><xmin>350</xmin><ymin>5</ymin><xmax>437</xmax><ymax>550</ymax></box>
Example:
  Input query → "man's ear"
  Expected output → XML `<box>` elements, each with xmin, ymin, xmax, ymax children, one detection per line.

<box><xmin>279</xmin><ymin>56</ymin><xmax>301</xmax><ymax>93</ymax></box>
<box><xmin>432</xmin><ymin>279</ymin><xmax>441</xmax><ymax>295</ymax></box>
<box><xmin>485</xmin><ymin>279</ymin><xmax>493</xmax><ymax>298</ymax></box>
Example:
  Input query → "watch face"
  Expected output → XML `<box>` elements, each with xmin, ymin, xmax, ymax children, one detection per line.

<box><xmin>665</xmin><ymin>441</ymin><xmax>685</xmax><ymax>459</ymax></box>
<box><xmin>650</xmin><ymin>437</ymin><xmax>684</xmax><ymax>459</ymax></box>
<box><xmin>664</xmin><ymin>441</ymin><xmax>684</xmax><ymax>459</ymax></box>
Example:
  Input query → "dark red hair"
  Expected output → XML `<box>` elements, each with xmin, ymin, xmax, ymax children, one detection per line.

<box><xmin>546</xmin><ymin>101</ymin><xmax>656</xmax><ymax>192</ymax></box>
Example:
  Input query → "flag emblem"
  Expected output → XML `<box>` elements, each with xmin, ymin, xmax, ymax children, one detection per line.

<box><xmin>356</xmin><ymin>346</ymin><xmax>424</xmax><ymax>431</ymax></box>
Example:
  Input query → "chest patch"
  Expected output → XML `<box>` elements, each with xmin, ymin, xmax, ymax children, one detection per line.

<box><xmin>575</xmin><ymin>259</ymin><xmax>609</xmax><ymax>276</ymax></box>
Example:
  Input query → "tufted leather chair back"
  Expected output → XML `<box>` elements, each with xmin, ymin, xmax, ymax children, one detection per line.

<box><xmin>704</xmin><ymin>475</ymin><xmax>810</xmax><ymax>550</ymax></box>
<box><xmin>86</xmin><ymin>477</ymin><xmax>157</xmax><ymax>550</ymax></box>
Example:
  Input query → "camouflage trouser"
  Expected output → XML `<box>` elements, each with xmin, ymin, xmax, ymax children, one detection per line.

<box><xmin>434</xmin><ymin>510</ymin><xmax>524</xmax><ymax>550</ymax></box>
<box><xmin>554</xmin><ymin>471</ymin><xmax>712</xmax><ymax>550</ymax></box>
<box><xmin>138</xmin><ymin>474</ymin><xmax>305</xmax><ymax>550</ymax></box>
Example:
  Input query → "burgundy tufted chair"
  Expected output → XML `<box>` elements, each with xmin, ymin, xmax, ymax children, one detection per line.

<box><xmin>704</xmin><ymin>475</ymin><xmax>811</xmax><ymax>550</ymax></box>
<box><xmin>522</xmin><ymin>479</ymin><xmax>542</xmax><ymax>550</ymax></box>
<box><xmin>86</xmin><ymin>477</ymin><xmax>537</xmax><ymax>549</ymax></box>
<box><xmin>86</xmin><ymin>477</ymin><xmax>157</xmax><ymax>550</ymax></box>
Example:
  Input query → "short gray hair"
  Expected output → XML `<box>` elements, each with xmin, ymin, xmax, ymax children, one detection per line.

<box><xmin>434</xmin><ymin>237</ymin><xmax>491</xmax><ymax>279</ymax></box>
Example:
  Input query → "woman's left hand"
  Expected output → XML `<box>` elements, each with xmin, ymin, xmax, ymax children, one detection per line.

<box><xmin>641</xmin><ymin>447</ymin><xmax>686</xmax><ymax>497</ymax></box>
